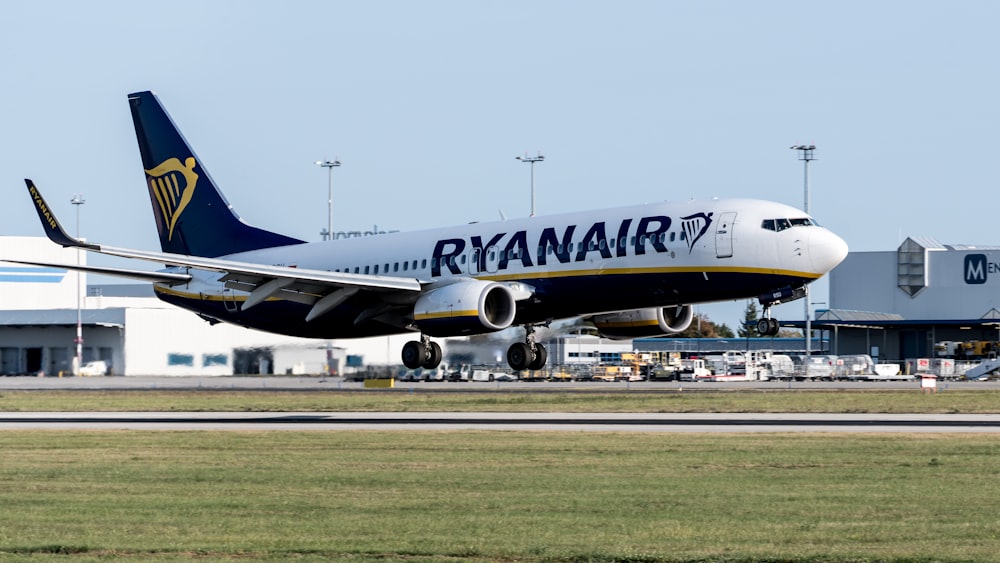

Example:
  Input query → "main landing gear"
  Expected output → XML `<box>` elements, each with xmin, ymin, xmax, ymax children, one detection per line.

<box><xmin>402</xmin><ymin>335</ymin><xmax>442</xmax><ymax>370</ymax></box>
<box><xmin>402</xmin><ymin>326</ymin><xmax>549</xmax><ymax>373</ymax></box>
<box><xmin>506</xmin><ymin>325</ymin><xmax>547</xmax><ymax>372</ymax></box>
<box><xmin>755</xmin><ymin>285</ymin><xmax>808</xmax><ymax>337</ymax></box>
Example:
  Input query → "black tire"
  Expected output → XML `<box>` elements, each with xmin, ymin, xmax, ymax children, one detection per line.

<box><xmin>767</xmin><ymin>318</ymin><xmax>780</xmax><ymax>336</ymax></box>
<box><xmin>422</xmin><ymin>341</ymin><xmax>442</xmax><ymax>369</ymax></box>
<box><xmin>507</xmin><ymin>342</ymin><xmax>531</xmax><ymax>371</ymax></box>
<box><xmin>756</xmin><ymin>318</ymin><xmax>771</xmax><ymax>335</ymax></box>
<box><xmin>527</xmin><ymin>343</ymin><xmax>548</xmax><ymax>371</ymax></box>
<box><xmin>401</xmin><ymin>341</ymin><xmax>424</xmax><ymax>370</ymax></box>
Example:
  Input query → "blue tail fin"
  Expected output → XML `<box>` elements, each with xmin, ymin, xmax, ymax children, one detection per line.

<box><xmin>128</xmin><ymin>91</ymin><xmax>305</xmax><ymax>257</ymax></box>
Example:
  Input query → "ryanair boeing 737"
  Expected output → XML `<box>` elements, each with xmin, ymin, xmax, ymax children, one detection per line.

<box><xmin>15</xmin><ymin>91</ymin><xmax>848</xmax><ymax>372</ymax></box>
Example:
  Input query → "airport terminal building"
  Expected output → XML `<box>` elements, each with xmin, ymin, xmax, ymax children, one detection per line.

<box><xmin>821</xmin><ymin>237</ymin><xmax>1000</xmax><ymax>362</ymax></box>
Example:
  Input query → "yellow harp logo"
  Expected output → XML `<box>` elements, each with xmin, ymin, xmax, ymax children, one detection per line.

<box><xmin>145</xmin><ymin>157</ymin><xmax>198</xmax><ymax>241</ymax></box>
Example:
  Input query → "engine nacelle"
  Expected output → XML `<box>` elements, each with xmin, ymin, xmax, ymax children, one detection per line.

<box><xmin>591</xmin><ymin>305</ymin><xmax>694</xmax><ymax>339</ymax></box>
<box><xmin>413</xmin><ymin>280</ymin><xmax>517</xmax><ymax>336</ymax></box>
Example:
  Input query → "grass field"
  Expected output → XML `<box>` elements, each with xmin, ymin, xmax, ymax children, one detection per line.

<box><xmin>2</xmin><ymin>431</ymin><xmax>1000</xmax><ymax>562</ymax></box>
<box><xmin>2</xmin><ymin>389</ymin><xmax>1000</xmax><ymax>561</ymax></box>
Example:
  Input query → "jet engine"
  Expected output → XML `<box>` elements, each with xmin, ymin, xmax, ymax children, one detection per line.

<box><xmin>590</xmin><ymin>305</ymin><xmax>694</xmax><ymax>339</ymax></box>
<box><xmin>413</xmin><ymin>280</ymin><xmax>517</xmax><ymax>336</ymax></box>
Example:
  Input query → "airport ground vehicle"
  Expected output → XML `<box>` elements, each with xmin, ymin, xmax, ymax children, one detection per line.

<box><xmin>447</xmin><ymin>364</ymin><xmax>510</xmax><ymax>382</ymax></box>
<box><xmin>78</xmin><ymin>360</ymin><xmax>109</xmax><ymax>377</ymax></box>
<box><xmin>833</xmin><ymin>354</ymin><xmax>910</xmax><ymax>381</ymax></box>
<box><xmin>788</xmin><ymin>354</ymin><xmax>838</xmax><ymax>380</ymax></box>
<box><xmin>397</xmin><ymin>365</ymin><xmax>450</xmax><ymax>381</ymax></box>
<box><xmin>397</xmin><ymin>368</ymin><xmax>422</xmax><ymax>381</ymax></box>
<box><xmin>591</xmin><ymin>365</ymin><xmax>641</xmax><ymax>382</ymax></box>
<box><xmin>677</xmin><ymin>359</ymin><xmax>712</xmax><ymax>381</ymax></box>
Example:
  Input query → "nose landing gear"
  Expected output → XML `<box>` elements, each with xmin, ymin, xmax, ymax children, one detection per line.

<box><xmin>756</xmin><ymin>285</ymin><xmax>808</xmax><ymax>337</ymax></box>
<box><xmin>756</xmin><ymin>316</ymin><xmax>780</xmax><ymax>337</ymax></box>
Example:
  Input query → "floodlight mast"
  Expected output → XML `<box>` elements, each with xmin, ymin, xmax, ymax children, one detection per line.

<box><xmin>71</xmin><ymin>193</ymin><xmax>85</xmax><ymax>376</ymax></box>
<box><xmin>790</xmin><ymin>144</ymin><xmax>816</xmax><ymax>214</ymax></box>
<box><xmin>790</xmin><ymin>144</ymin><xmax>817</xmax><ymax>375</ymax></box>
<box><xmin>315</xmin><ymin>158</ymin><xmax>341</xmax><ymax>241</ymax></box>
<box><xmin>516</xmin><ymin>152</ymin><xmax>544</xmax><ymax>217</ymax></box>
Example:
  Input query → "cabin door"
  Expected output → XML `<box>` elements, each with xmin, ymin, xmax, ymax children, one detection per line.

<box><xmin>715</xmin><ymin>212</ymin><xmax>736</xmax><ymax>258</ymax></box>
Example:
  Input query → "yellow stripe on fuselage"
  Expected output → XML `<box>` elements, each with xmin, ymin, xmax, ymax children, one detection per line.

<box><xmin>479</xmin><ymin>264</ymin><xmax>822</xmax><ymax>282</ymax></box>
<box><xmin>414</xmin><ymin>310</ymin><xmax>479</xmax><ymax>321</ymax></box>
<box><xmin>595</xmin><ymin>319</ymin><xmax>662</xmax><ymax>328</ymax></box>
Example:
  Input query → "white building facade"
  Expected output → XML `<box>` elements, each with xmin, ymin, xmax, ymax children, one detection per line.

<box><xmin>0</xmin><ymin>237</ymin><xmax>417</xmax><ymax>376</ymax></box>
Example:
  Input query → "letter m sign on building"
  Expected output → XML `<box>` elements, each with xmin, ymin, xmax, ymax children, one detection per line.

<box><xmin>965</xmin><ymin>254</ymin><xmax>988</xmax><ymax>284</ymax></box>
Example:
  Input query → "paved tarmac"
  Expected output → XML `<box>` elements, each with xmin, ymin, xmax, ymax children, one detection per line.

<box><xmin>0</xmin><ymin>375</ymin><xmax>994</xmax><ymax>392</ymax></box>
<box><xmin>4</xmin><ymin>376</ymin><xmax>997</xmax><ymax>432</ymax></box>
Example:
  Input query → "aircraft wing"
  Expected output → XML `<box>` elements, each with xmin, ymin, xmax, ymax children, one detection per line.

<box><xmin>81</xmin><ymin>244</ymin><xmax>422</xmax><ymax>292</ymax></box>
<box><xmin>20</xmin><ymin>179</ymin><xmax>422</xmax><ymax>320</ymax></box>
<box><xmin>91</xmin><ymin>244</ymin><xmax>422</xmax><ymax>321</ymax></box>
<box><xmin>0</xmin><ymin>258</ymin><xmax>193</xmax><ymax>284</ymax></box>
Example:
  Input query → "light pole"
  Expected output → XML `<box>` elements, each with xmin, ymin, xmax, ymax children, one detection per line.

<box><xmin>314</xmin><ymin>158</ymin><xmax>341</xmax><ymax>241</ymax></box>
<box><xmin>516</xmin><ymin>152</ymin><xmax>544</xmax><ymax>217</ymax></box>
<box><xmin>790</xmin><ymin>145</ymin><xmax>817</xmax><ymax>374</ymax></box>
<box><xmin>790</xmin><ymin>145</ymin><xmax>816</xmax><ymax>214</ymax></box>
<box><xmin>71</xmin><ymin>193</ymin><xmax>85</xmax><ymax>376</ymax></box>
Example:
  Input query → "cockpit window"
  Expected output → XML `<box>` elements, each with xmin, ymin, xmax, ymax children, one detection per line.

<box><xmin>761</xmin><ymin>217</ymin><xmax>817</xmax><ymax>232</ymax></box>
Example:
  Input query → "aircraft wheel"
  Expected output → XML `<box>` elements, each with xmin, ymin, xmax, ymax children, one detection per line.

<box><xmin>422</xmin><ymin>342</ymin><xmax>442</xmax><ymax>369</ymax></box>
<box><xmin>767</xmin><ymin>318</ymin><xmax>780</xmax><ymax>336</ymax></box>
<box><xmin>756</xmin><ymin>318</ymin><xmax>771</xmax><ymax>335</ymax></box>
<box><xmin>528</xmin><ymin>343</ymin><xmax>548</xmax><ymax>371</ymax></box>
<box><xmin>507</xmin><ymin>342</ymin><xmax>531</xmax><ymax>371</ymax></box>
<box><xmin>401</xmin><ymin>341</ymin><xmax>425</xmax><ymax>370</ymax></box>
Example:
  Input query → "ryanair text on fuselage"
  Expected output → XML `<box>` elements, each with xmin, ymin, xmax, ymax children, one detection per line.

<box><xmin>431</xmin><ymin>212</ymin><xmax>713</xmax><ymax>277</ymax></box>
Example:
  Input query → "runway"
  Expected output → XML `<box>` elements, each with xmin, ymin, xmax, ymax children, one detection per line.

<box><xmin>4</xmin><ymin>412</ymin><xmax>1000</xmax><ymax>432</ymax></box>
<box><xmin>3</xmin><ymin>375</ymin><xmax>998</xmax><ymax>391</ymax></box>
<box><xmin>5</xmin><ymin>376</ymin><xmax>999</xmax><ymax>432</ymax></box>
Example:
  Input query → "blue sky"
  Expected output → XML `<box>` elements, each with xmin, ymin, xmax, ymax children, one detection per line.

<box><xmin>3</xmin><ymin>1</ymin><xmax>998</xmax><ymax>329</ymax></box>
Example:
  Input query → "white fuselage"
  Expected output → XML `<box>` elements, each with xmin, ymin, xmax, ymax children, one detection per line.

<box><xmin>152</xmin><ymin>197</ymin><xmax>847</xmax><ymax>339</ymax></box>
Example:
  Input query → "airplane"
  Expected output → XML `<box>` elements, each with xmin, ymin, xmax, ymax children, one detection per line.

<box><xmin>13</xmin><ymin>91</ymin><xmax>848</xmax><ymax>372</ymax></box>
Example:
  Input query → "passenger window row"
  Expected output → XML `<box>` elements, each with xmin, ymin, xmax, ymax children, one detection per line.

<box><xmin>333</xmin><ymin>259</ymin><xmax>429</xmax><ymax>276</ymax></box>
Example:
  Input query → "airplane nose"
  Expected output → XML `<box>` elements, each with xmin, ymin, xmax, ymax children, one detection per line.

<box><xmin>809</xmin><ymin>228</ymin><xmax>849</xmax><ymax>274</ymax></box>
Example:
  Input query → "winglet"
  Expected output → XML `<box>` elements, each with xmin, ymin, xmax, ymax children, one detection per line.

<box><xmin>24</xmin><ymin>179</ymin><xmax>99</xmax><ymax>250</ymax></box>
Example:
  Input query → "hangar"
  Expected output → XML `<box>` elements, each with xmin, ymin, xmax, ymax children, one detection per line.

<box><xmin>0</xmin><ymin>237</ymin><xmax>410</xmax><ymax>376</ymax></box>
<box><xmin>818</xmin><ymin>237</ymin><xmax>1000</xmax><ymax>364</ymax></box>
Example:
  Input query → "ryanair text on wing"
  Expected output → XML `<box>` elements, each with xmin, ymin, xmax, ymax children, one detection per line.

<box><xmin>29</xmin><ymin>185</ymin><xmax>58</xmax><ymax>230</ymax></box>
<box><xmin>431</xmin><ymin>213</ymin><xmax>713</xmax><ymax>277</ymax></box>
